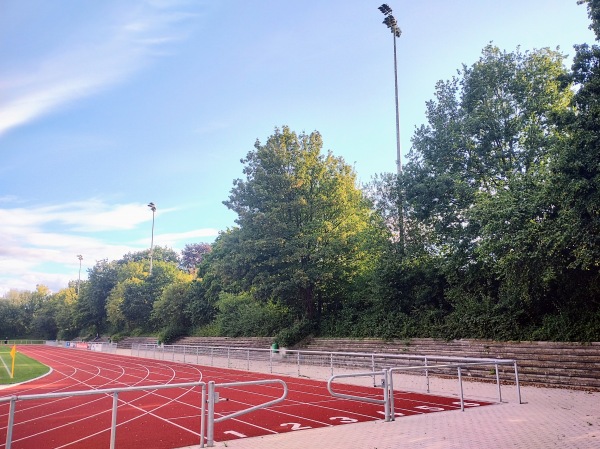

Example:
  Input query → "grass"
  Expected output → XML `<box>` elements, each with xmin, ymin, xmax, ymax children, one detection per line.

<box><xmin>0</xmin><ymin>347</ymin><xmax>50</xmax><ymax>385</ymax></box>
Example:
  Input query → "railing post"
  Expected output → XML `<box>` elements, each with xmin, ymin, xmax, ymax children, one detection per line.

<box><xmin>424</xmin><ymin>356</ymin><xmax>430</xmax><ymax>393</ymax></box>
<box><xmin>330</xmin><ymin>352</ymin><xmax>334</xmax><ymax>377</ymax></box>
<box><xmin>227</xmin><ymin>348</ymin><xmax>231</xmax><ymax>368</ymax></box>
<box><xmin>383</xmin><ymin>370</ymin><xmax>390</xmax><ymax>422</ymax></box>
<box><xmin>110</xmin><ymin>392</ymin><xmax>119</xmax><ymax>449</ymax></box>
<box><xmin>297</xmin><ymin>351</ymin><xmax>301</xmax><ymax>377</ymax></box>
<box><xmin>514</xmin><ymin>361</ymin><xmax>522</xmax><ymax>404</ymax></box>
<box><xmin>247</xmin><ymin>349</ymin><xmax>250</xmax><ymax>371</ymax></box>
<box><xmin>372</xmin><ymin>354</ymin><xmax>376</xmax><ymax>386</ymax></box>
<box><xmin>387</xmin><ymin>369</ymin><xmax>395</xmax><ymax>421</ymax></box>
<box><xmin>457</xmin><ymin>366</ymin><xmax>464</xmax><ymax>411</ymax></box>
<box><xmin>5</xmin><ymin>396</ymin><xmax>17</xmax><ymax>449</ymax></box>
<box><xmin>183</xmin><ymin>345</ymin><xmax>187</xmax><ymax>363</ymax></box>
<box><xmin>200</xmin><ymin>383</ymin><xmax>206</xmax><ymax>448</ymax></box>
<box><xmin>207</xmin><ymin>381</ymin><xmax>216</xmax><ymax>447</ymax></box>
<box><xmin>495</xmin><ymin>363</ymin><xmax>502</xmax><ymax>403</ymax></box>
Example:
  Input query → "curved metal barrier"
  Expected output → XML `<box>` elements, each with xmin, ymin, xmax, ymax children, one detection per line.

<box><xmin>205</xmin><ymin>379</ymin><xmax>288</xmax><ymax>447</ymax></box>
<box><xmin>327</xmin><ymin>370</ymin><xmax>392</xmax><ymax>421</ymax></box>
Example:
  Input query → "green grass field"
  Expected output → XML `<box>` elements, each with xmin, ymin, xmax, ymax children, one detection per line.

<box><xmin>0</xmin><ymin>347</ymin><xmax>50</xmax><ymax>385</ymax></box>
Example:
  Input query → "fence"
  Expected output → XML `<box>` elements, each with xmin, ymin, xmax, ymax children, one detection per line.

<box><xmin>131</xmin><ymin>343</ymin><xmax>521</xmax><ymax>389</ymax></box>
<box><xmin>63</xmin><ymin>340</ymin><xmax>118</xmax><ymax>353</ymax></box>
<box><xmin>0</xmin><ymin>378</ymin><xmax>287</xmax><ymax>448</ymax></box>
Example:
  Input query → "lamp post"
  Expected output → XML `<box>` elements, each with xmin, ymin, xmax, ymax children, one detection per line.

<box><xmin>148</xmin><ymin>202</ymin><xmax>156</xmax><ymax>275</ymax></box>
<box><xmin>379</xmin><ymin>4</ymin><xmax>405</xmax><ymax>248</ymax></box>
<box><xmin>77</xmin><ymin>254</ymin><xmax>83</xmax><ymax>295</ymax></box>
<box><xmin>378</xmin><ymin>3</ymin><xmax>402</xmax><ymax>175</ymax></box>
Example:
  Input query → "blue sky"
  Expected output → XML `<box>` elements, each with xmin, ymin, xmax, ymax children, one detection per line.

<box><xmin>0</xmin><ymin>0</ymin><xmax>595</xmax><ymax>294</ymax></box>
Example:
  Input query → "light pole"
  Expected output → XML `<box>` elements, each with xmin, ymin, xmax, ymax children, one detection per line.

<box><xmin>77</xmin><ymin>254</ymin><xmax>83</xmax><ymax>295</ymax></box>
<box><xmin>148</xmin><ymin>202</ymin><xmax>156</xmax><ymax>275</ymax></box>
<box><xmin>379</xmin><ymin>4</ymin><xmax>405</xmax><ymax>247</ymax></box>
<box><xmin>378</xmin><ymin>3</ymin><xmax>402</xmax><ymax>175</ymax></box>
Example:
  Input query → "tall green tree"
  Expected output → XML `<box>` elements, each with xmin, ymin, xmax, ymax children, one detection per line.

<box><xmin>216</xmin><ymin>126</ymin><xmax>383</xmax><ymax>329</ymax></box>
<box><xmin>76</xmin><ymin>259</ymin><xmax>118</xmax><ymax>334</ymax></box>
<box><xmin>404</xmin><ymin>45</ymin><xmax>573</xmax><ymax>338</ymax></box>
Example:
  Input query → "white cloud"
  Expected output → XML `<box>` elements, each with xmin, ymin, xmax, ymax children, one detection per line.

<box><xmin>0</xmin><ymin>1</ymin><xmax>197</xmax><ymax>137</ymax></box>
<box><xmin>0</xmin><ymin>200</ymin><xmax>148</xmax><ymax>294</ymax></box>
<box><xmin>0</xmin><ymin>199</ymin><xmax>218</xmax><ymax>295</ymax></box>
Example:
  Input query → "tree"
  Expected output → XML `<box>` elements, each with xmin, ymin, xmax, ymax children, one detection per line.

<box><xmin>106</xmin><ymin>260</ymin><xmax>189</xmax><ymax>332</ymax></box>
<box><xmin>180</xmin><ymin>243</ymin><xmax>212</xmax><ymax>273</ymax></box>
<box><xmin>120</xmin><ymin>246</ymin><xmax>179</xmax><ymax>265</ymax></box>
<box><xmin>216</xmin><ymin>126</ymin><xmax>383</xmax><ymax>330</ymax></box>
<box><xmin>404</xmin><ymin>45</ymin><xmax>573</xmax><ymax>338</ymax></box>
<box><xmin>0</xmin><ymin>291</ymin><xmax>29</xmax><ymax>338</ymax></box>
<box><xmin>76</xmin><ymin>259</ymin><xmax>118</xmax><ymax>334</ymax></box>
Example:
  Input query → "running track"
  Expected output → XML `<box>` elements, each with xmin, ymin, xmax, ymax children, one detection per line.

<box><xmin>0</xmin><ymin>345</ymin><xmax>492</xmax><ymax>449</ymax></box>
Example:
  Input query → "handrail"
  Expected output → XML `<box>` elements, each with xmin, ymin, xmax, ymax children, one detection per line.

<box><xmin>1</xmin><ymin>381</ymin><xmax>206</xmax><ymax>449</ymax></box>
<box><xmin>388</xmin><ymin>360</ymin><xmax>521</xmax><ymax>407</ymax></box>
<box><xmin>205</xmin><ymin>379</ymin><xmax>288</xmax><ymax>447</ymax></box>
<box><xmin>133</xmin><ymin>343</ymin><xmax>511</xmax><ymax>365</ymax></box>
<box><xmin>327</xmin><ymin>370</ymin><xmax>391</xmax><ymax>421</ymax></box>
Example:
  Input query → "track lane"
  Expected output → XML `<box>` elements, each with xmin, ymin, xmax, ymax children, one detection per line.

<box><xmin>0</xmin><ymin>345</ymin><xmax>493</xmax><ymax>448</ymax></box>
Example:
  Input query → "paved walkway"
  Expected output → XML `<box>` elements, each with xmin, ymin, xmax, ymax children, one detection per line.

<box><xmin>206</xmin><ymin>384</ymin><xmax>599</xmax><ymax>449</ymax></box>
<box><xmin>120</xmin><ymin>349</ymin><xmax>600</xmax><ymax>449</ymax></box>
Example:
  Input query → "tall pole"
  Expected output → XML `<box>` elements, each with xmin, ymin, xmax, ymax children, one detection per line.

<box><xmin>77</xmin><ymin>254</ymin><xmax>83</xmax><ymax>295</ymax></box>
<box><xmin>379</xmin><ymin>4</ymin><xmax>404</xmax><ymax>247</ymax></box>
<box><xmin>148</xmin><ymin>202</ymin><xmax>156</xmax><ymax>275</ymax></box>
<box><xmin>392</xmin><ymin>30</ymin><xmax>401</xmax><ymax>175</ymax></box>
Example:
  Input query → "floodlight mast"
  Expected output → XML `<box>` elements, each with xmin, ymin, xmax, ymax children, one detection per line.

<box><xmin>378</xmin><ymin>3</ymin><xmax>402</xmax><ymax>175</ymax></box>
<box><xmin>77</xmin><ymin>254</ymin><xmax>83</xmax><ymax>295</ymax></box>
<box><xmin>148</xmin><ymin>202</ymin><xmax>156</xmax><ymax>275</ymax></box>
<box><xmin>379</xmin><ymin>4</ymin><xmax>405</xmax><ymax>248</ymax></box>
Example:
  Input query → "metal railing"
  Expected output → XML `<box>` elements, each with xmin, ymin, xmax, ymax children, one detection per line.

<box><xmin>328</xmin><ymin>359</ymin><xmax>522</xmax><ymax>423</ymax></box>
<box><xmin>327</xmin><ymin>370</ymin><xmax>392</xmax><ymax>421</ymax></box>
<box><xmin>0</xmin><ymin>378</ymin><xmax>287</xmax><ymax>448</ymax></box>
<box><xmin>132</xmin><ymin>343</ymin><xmax>522</xmax><ymax>387</ymax></box>
<box><xmin>206</xmin><ymin>379</ymin><xmax>288</xmax><ymax>446</ymax></box>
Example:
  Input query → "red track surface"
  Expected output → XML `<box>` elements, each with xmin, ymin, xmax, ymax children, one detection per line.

<box><xmin>0</xmin><ymin>346</ymin><xmax>492</xmax><ymax>449</ymax></box>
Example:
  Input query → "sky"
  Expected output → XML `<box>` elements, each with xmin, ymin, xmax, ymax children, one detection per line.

<box><xmin>0</xmin><ymin>0</ymin><xmax>595</xmax><ymax>295</ymax></box>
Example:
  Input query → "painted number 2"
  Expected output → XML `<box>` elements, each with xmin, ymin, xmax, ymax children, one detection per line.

<box><xmin>280</xmin><ymin>423</ymin><xmax>312</xmax><ymax>431</ymax></box>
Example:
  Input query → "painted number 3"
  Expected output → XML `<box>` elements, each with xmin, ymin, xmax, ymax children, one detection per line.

<box><xmin>330</xmin><ymin>416</ymin><xmax>359</xmax><ymax>424</ymax></box>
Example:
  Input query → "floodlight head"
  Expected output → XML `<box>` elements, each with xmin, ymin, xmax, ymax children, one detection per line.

<box><xmin>378</xmin><ymin>4</ymin><xmax>392</xmax><ymax>15</ymax></box>
<box><xmin>148</xmin><ymin>202</ymin><xmax>156</xmax><ymax>212</ymax></box>
<box><xmin>383</xmin><ymin>15</ymin><xmax>396</xmax><ymax>27</ymax></box>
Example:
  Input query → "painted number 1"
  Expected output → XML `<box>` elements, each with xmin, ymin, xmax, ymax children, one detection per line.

<box><xmin>223</xmin><ymin>431</ymin><xmax>247</xmax><ymax>438</ymax></box>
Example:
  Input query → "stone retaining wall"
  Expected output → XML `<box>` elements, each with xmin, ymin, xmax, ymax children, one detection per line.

<box><xmin>302</xmin><ymin>338</ymin><xmax>600</xmax><ymax>390</ymax></box>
